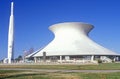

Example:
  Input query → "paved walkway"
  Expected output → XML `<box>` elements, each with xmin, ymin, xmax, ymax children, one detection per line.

<box><xmin>1</xmin><ymin>69</ymin><xmax>120</xmax><ymax>73</ymax></box>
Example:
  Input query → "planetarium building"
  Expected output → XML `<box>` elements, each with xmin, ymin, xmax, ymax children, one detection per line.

<box><xmin>26</xmin><ymin>22</ymin><xmax>120</xmax><ymax>63</ymax></box>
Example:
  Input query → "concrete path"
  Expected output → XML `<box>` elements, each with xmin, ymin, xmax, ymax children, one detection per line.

<box><xmin>1</xmin><ymin>69</ymin><xmax>120</xmax><ymax>73</ymax></box>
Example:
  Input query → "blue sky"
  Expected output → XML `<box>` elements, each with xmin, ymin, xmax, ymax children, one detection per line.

<box><xmin>0</xmin><ymin>0</ymin><xmax>120</xmax><ymax>60</ymax></box>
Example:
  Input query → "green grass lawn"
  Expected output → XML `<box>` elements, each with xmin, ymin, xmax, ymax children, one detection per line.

<box><xmin>0</xmin><ymin>63</ymin><xmax>120</xmax><ymax>79</ymax></box>
<box><xmin>0</xmin><ymin>70</ymin><xmax>120</xmax><ymax>79</ymax></box>
<box><xmin>0</xmin><ymin>63</ymin><xmax>120</xmax><ymax>70</ymax></box>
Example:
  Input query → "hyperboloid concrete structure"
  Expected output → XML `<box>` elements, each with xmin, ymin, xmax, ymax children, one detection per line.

<box><xmin>26</xmin><ymin>22</ymin><xmax>120</xmax><ymax>63</ymax></box>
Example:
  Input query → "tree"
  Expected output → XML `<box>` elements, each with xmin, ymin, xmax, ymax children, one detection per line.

<box><xmin>24</xmin><ymin>47</ymin><xmax>34</xmax><ymax>57</ymax></box>
<box><xmin>15</xmin><ymin>55</ymin><xmax>23</xmax><ymax>62</ymax></box>
<box><xmin>28</xmin><ymin>47</ymin><xmax>34</xmax><ymax>55</ymax></box>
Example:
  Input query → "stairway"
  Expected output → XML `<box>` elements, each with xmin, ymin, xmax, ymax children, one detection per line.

<box><xmin>100</xmin><ymin>56</ymin><xmax>112</xmax><ymax>63</ymax></box>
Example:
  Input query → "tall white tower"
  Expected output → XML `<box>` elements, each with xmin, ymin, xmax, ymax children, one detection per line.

<box><xmin>8</xmin><ymin>2</ymin><xmax>14</xmax><ymax>63</ymax></box>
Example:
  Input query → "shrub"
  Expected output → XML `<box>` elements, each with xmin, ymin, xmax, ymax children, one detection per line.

<box><xmin>98</xmin><ymin>59</ymin><xmax>102</xmax><ymax>63</ymax></box>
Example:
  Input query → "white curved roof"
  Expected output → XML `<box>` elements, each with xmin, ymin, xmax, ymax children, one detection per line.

<box><xmin>34</xmin><ymin>22</ymin><xmax>118</xmax><ymax>57</ymax></box>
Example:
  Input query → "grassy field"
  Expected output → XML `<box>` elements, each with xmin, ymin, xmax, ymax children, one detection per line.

<box><xmin>0</xmin><ymin>63</ymin><xmax>120</xmax><ymax>70</ymax></box>
<box><xmin>0</xmin><ymin>70</ymin><xmax>120</xmax><ymax>79</ymax></box>
<box><xmin>0</xmin><ymin>63</ymin><xmax>120</xmax><ymax>79</ymax></box>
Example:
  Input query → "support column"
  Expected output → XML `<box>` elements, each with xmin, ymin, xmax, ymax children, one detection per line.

<box><xmin>100</xmin><ymin>56</ymin><xmax>103</xmax><ymax>60</ymax></box>
<box><xmin>91</xmin><ymin>55</ymin><xmax>94</xmax><ymax>62</ymax></box>
<box><xmin>60</xmin><ymin>56</ymin><xmax>62</xmax><ymax>63</ymax></box>
<box><xmin>34</xmin><ymin>57</ymin><xmax>37</xmax><ymax>63</ymax></box>
<box><xmin>113</xmin><ymin>56</ymin><xmax>116</xmax><ymax>62</ymax></box>
<box><xmin>43</xmin><ymin>52</ymin><xmax>46</xmax><ymax>62</ymax></box>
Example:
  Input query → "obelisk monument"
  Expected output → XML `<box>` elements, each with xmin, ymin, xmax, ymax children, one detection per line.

<box><xmin>8</xmin><ymin>2</ymin><xmax>14</xmax><ymax>63</ymax></box>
